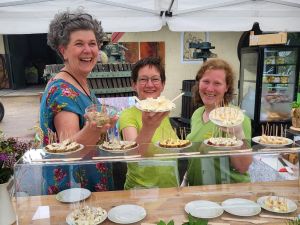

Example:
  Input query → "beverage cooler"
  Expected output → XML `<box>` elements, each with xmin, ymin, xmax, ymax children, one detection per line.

<box><xmin>238</xmin><ymin>46</ymin><xmax>300</xmax><ymax>137</ymax></box>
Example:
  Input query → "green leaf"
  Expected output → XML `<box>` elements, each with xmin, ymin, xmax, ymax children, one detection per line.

<box><xmin>157</xmin><ymin>220</ymin><xmax>167</xmax><ymax>225</ymax></box>
<box><xmin>167</xmin><ymin>220</ymin><xmax>175</xmax><ymax>225</ymax></box>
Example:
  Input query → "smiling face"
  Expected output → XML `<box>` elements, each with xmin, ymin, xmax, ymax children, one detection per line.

<box><xmin>199</xmin><ymin>69</ymin><xmax>228</xmax><ymax>110</ymax></box>
<box><xmin>132</xmin><ymin>65</ymin><xmax>165</xmax><ymax>100</ymax></box>
<box><xmin>59</xmin><ymin>30</ymin><xmax>99</xmax><ymax>76</ymax></box>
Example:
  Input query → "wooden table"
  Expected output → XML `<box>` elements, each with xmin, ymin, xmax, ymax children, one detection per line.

<box><xmin>15</xmin><ymin>180</ymin><xmax>299</xmax><ymax>225</ymax></box>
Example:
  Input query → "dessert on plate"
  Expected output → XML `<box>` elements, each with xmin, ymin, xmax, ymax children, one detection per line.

<box><xmin>209</xmin><ymin>106</ymin><xmax>244</xmax><ymax>127</ymax></box>
<box><xmin>45</xmin><ymin>139</ymin><xmax>81</xmax><ymax>153</ymax></box>
<box><xmin>137</xmin><ymin>96</ymin><xmax>175</xmax><ymax>112</ymax></box>
<box><xmin>206</xmin><ymin>136</ymin><xmax>238</xmax><ymax>147</ymax></box>
<box><xmin>159</xmin><ymin>138</ymin><xmax>191</xmax><ymax>148</ymax></box>
<box><xmin>67</xmin><ymin>205</ymin><xmax>107</xmax><ymax>225</ymax></box>
<box><xmin>264</xmin><ymin>196</ymin><xmax>288</xmax><ymax>213</ymax></box>
<box><xmin>101</xmin><ymin>140</ymin><xmax>138</xmax><ymax>151</ymax></box>
<box><xmin>259</xmin><ymin>135</ymin><xmax>289</xmax><ymax>145</ymax></box>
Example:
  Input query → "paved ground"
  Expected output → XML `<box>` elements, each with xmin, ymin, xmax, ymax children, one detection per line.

<box><xmin>0</xmin><ymin>86</ymin><xmax>43</xmax><ymax>140</ymax></box>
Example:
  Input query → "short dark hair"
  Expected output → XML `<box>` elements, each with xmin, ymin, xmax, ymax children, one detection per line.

<box><xmin>192</xmin><ymin>58</ymin><xmax>235</xmax><ymax>105</ymax></box>
<box><xmin>131</xmin><ymin>57</ymin><xmax>166</xmax><ymax>83</ymax></box>
<box><xmin>47</xmin><ymin>9</ymin><xmax>104</xmax><ymax>59</ymax></box>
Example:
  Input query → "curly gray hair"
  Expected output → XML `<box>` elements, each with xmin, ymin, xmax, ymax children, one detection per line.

<box><xmin>47</xmin><ymin>9</ymin><xmax>104</xmax><ymax>59</ymax></box>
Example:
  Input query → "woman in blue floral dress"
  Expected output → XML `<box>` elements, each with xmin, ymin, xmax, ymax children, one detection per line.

<box><xmin>39</xmin><ymin>10</ymin><xmax>116</xmax><ymax>195</ymax></box>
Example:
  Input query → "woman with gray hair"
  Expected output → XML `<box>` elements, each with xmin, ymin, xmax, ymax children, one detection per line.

<box><xmin>39</xmin><ymin>10</ymin><xmax>116</xmax><ymax>194</ymax></box>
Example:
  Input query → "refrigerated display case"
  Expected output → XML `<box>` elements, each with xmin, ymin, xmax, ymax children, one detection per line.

<box><xmin>239</xmin><ymin>46</ymin><xmax>300</xmax><ymax>137</ymax></box>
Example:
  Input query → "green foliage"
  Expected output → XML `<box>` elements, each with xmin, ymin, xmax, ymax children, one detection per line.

<box><xmin>292</xmin><ymin>101</ymin><xmax>300</xmax><ymax>108</ymax></box>
<box><xmin>286</xmin><ymin>218</ymin><xmax>300</xmax><ymax>225</ymax></box>
<box><xmin>157</xmin><ymin>214</ymin><xmax>208</xmax><ymax>225</ymax></box>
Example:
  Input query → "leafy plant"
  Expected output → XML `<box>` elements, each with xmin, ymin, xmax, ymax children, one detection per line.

<box><xmin>291</xmin><ymin>101</ymin><xmax>300</xmax><ymax>108</ymax></box>
<box><xmin>157</xmin><ymin>214</ymin><xmax>208</xmax><ymax>225</ymax></box>
<box><xmin>0</xmin><ymin>131</ymin><xmax>31</xmax><ymax>183</ymax></box>
<box><xmin>286</xmin><ymin>218</ymin><xmax>300</xmax><ymax>225</ymax></box>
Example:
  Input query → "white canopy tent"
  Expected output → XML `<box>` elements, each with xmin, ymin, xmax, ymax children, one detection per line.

<box><xmin>0</xmin><ymin>0</ymin><xmax>300</xmax><ymax>34</ymax></box>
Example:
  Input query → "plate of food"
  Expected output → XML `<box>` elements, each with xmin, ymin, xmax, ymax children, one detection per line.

<box><xmin>209</xmin><ymin>106</ymin><xmax>244</xmax><ymax>127</ymax></box>
<box><xmin>203</xmin><ymin>137</ymin><xmax>243</xmax><ymax>149</ymax></box>
<box><xmin>108</xmin><ymin>204</ymin><xmax>146</xmax><ymax>224</ymax></box>
<box><xmin>257</xmin><ymin>196</ymin><xmax>297</xmax><ymax>213</ymax></box>
<box><xmin>99</xmin><ymin>141</ymin><xmax>138</xmax><ymax>153</ymax></box>
<box><xmin>252</xmin><ymin>135</ymin><xmax>293</xmax><ymax>147</ymax></box>
<box><xmin>185</xmin><ymin>200</ymin><xmax>223</xmax><ymax>219</ymax></box>
<box><xmin>135</xmin><ymin>96</ymin><xmax>176</xmax><ymax>112</ymax></box>
<box><xmin>56</xmin><ymin>188</ymin><xmax>91</xmax><ymax>203</ymax></box>
<box><xmin>44</xmin><ymin>140</ymin><xmax>84</xmax><ymax>155</ymax></box>
<box><xmin>156</xmin><ymin>138</ymin><xmax>192</xmax><ymax>150</ymax></box>
<box><xmin>66</xmin><ymin>205</ymin><xmax>107</xmax><ymax>225</ymax></box>
<box><xmin>221</xmin><ymin>198</ymin><xmax>261</xmax><ymax>216</ymax></box>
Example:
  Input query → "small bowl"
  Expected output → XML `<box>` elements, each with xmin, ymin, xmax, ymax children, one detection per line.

<box><xmin>85</xmin><ymin>104</ymin><xmax>117</xmax><ymax>127</ymax></box>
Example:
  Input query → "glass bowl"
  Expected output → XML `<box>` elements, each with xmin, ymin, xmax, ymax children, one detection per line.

<box><xmin>85</xmin><ymin>104</ymin><xmax>117</xmax><ymax>127</ymax></box>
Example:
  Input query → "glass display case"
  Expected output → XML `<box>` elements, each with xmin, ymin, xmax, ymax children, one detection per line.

<box><xmin>13</xmin><ymin>142</ymin><xmax>300</xmax><ymax>225</ymax></box>
<box><xmin>239</xmin><ymin>46</ymin><xmax>299</xmax><ymax>137</ymax></box>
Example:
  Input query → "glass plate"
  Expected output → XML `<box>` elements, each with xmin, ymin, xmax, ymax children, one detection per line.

<box><xmin>257</xmin><ymin>196</ymin><xmax>297</xmax><ymax>214</ymax></box>
<box><xmin>203</xmin><ymin>139</ymin><xmax>243</xmax><ymax>149</ymax></box>
<box><xmin>56</xmin><ymin>188</ymin><xmax>91</xmax><ymax>203</ymax></box>
<box><xmin>108</xmin><ymin>204</ymin><xmax>146</xmax><ymax>224</ymax></box>
<box><xmin>155</xmin><ymin>141</ymin><xmax>192</xmax><ymax>150</ymax></box>
<box><xmin>43</xmin><ymin>144</ymin><xmax>84</xmax><ymax>155</ymax></box>
<box><xmin>252</xmin><ymin>136</ymin><xmax>293</xmax><ymax>147</ymax></box>
<box><xmin>209</xmin><ymin>107</ymin><xmax>244</xmax><ymax>127</ymax></box>
<box><xmin>135</xmin><ymin>102</ymin><xmax>175</xmax><ymax>112</ymax></box>
<box><xmin>66</xmin><ymin>207</ymin><xmax>107</xmax><ymax>225</ymax></box>
<box><xmin>185</xmin><ymin>200</ymin><xmax>223</xmax><ymax>219</ymax></box>
<box><xmin>98</xmin><ymin>142</ymin><xmax>139</xmax><ymax>153</ymax></box>
<box><xmin>222</xmin><ymin>198</ymin><xmax>261</xmax><ymax>216</ymax></box>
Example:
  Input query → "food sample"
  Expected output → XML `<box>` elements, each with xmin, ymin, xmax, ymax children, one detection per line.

<box><xmin>159</xmin><ymin>138</ymin><xmax>191</xmax><ymax>148</ymax></box>
<box><xmin>45</xmin><ymin>139</ymin><xmax>81</xmax><ymax>153</ymax></box>
<box><xmin>209</xmin><ymin>106</ymin><xmax>244</xmax><ymax>127</ymax></box>
<box><xmin>206</xmin><ymin>136</ymin><xmax>238</xmax><ymax>147</ymax></box>
<box><xmin>86</xmin><ymin>111</ymin><xmax>110</xmax><ymax>127</ymax></box>
<box><xmin>101</xmin><ymin>140</ymin><xmax>138</xmax><ymax>151</ymax></box>
<box><xmin>68</xmin><ymin>206</ymin><xmax>107</xmax><ymax>225</ymax></box>
<box><xmin>137</xmin><ymin>96</ymin><xmax>175</xmax><ymax>112</ymax></box>
<box><xmin>259</xmin><ymin>135</ymin><xmax>289</xmax><ymax>145</ymax></box>
<box><xmin>264</xmin><ymin>197</ymin><xmax>288</xmax><ymax>213</ymax></box>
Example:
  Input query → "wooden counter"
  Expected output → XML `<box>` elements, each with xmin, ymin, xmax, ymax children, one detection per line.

<box><xmin>15</xmin><ymin>180</ymin><xmax>299</xmax><ymax>225</ymax></box>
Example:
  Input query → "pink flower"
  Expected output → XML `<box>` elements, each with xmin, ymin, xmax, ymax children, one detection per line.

<box><xmin>53</xmin><ymin>168</ymin><xmax>66</xmax><ymax>182</ymax></box>
<box><xmin>96</xmin><ymin>163</ymin><xmax>108</xmax><ymax>173</ymax></box>
<box><xmin>48</xmin><ymin>185</ymin><xmax>59</xmax><ymax>195</ymax></box>
<box><xmin>94</xmin><ymin>183</ymin><xmax>107</xmax><ymax>192</ymax></box>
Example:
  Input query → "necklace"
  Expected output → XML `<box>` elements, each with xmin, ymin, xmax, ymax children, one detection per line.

<box><xmin>60</xmin><ymin>70</ymin><xmax>94</xmax><ymax>103</ymax></box>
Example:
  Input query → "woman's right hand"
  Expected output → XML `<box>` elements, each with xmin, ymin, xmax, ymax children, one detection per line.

<box><xmin>141</xmin><ymin>111</ymin><xmax>169</xmax><ymax>130</ymax></box>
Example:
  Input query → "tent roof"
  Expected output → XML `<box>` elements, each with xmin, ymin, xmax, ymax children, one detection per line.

<box><xmin>0</xmin><ymin>0</ymin><xmax>300</xmax><ymax>34</ymax></box>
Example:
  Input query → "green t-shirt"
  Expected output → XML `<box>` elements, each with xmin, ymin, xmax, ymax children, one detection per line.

<box><xmin>187</xmin><ymin>106</ymin><xmax>252</xmax><ymax>186</ymax></box>
<box><xmin>119</xmin><ymin>106</ymin><xmax>179</xmax><ymax>189</ymax></box>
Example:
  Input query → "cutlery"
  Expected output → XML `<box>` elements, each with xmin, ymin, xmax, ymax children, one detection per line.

<box><xmin>171</xmin><ymin>92</ymin><xmax>185</xmax><ymax>103</ymax></box>
<box><xmin>222</xmin><ymin>217</ymin><xmax>269</xmax><ymax>224</ymax></box>
<box><xmin>32</xmin><ymin>157</ymin><xmax>82</xmax><ymax>162</ymax></box>
<box><xmin>92</xmin><ymin>155</ymin><xmax>141</xmax><ymax>160</ymax></box>
<box><xmin>259</xmin><ymin>214</ymin><xmax>297</xmax><ymax>220</ymax></box>
<box><xmin>278</xmin><ymin>157</ymin><xmax>294</xmax><ymax>174</ymax></box>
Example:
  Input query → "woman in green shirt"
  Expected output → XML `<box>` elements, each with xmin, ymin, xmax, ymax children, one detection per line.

<box><xmin>119</xmin><ymin>57</ymin><xmax>179</xmax><ymax>189</ymax></box>
<box><xmin>186</xmin><ymin>58</ymin><xmax>253</xmax><ymax>186</ymax></box>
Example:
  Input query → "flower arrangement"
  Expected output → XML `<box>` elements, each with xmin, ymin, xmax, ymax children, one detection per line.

<box><xmin>0</xmin><ymin>131</ymin><xmax>31</xmax><ymax>184</ymax></box>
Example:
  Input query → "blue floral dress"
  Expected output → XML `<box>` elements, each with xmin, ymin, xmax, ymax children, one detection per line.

<box><xmin>39</xmin><ymin>78</ymin><xmax>114</xmax><ymax>195</ymax></box>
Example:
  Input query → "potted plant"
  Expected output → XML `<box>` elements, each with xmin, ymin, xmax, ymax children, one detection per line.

<box><xmin>291</xmin><ymin>102</ymin><xmax>300</xmax><ymax>128</ymax></box>
<box><xmin>0</xmin><ymin>131</ymin><xmax>31</xmax><ymax>225</ymax></box>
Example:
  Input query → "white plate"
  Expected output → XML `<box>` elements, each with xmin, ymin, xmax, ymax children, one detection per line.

<box><xmin>221</xmin><ymin>198</ymin><xmax>261</xmax><ymax>216</ymax></box>
<box><xmin>209</xmin><ymin>107</ymin><xmax>244</xmax><ymax>127</ymax></box>
<box><xmin>99</xmin><ymin>142</ymin><xmax>139</xmax><ymax>153</ymax></box>
<box><xmin>155</xmin><ymin>141</ymin><xmax>192</xmax><ymax>150</ymax></box>
<box><xmin>135</xmin><ymin>102</ymin><xmax>176</xmax><ymax>112</ymax></box>
<box><xmin>43</xmin><ymin>144</ymin><xmax>84</xmax><ymax>155</ymax></box>
<box><xmin>56</xmin><ymin>188</ymin><xmax>91</xmax><ymax>203</ymax></box>
<box><xmin>66</xmin><ymin>207</ymin><xmax>107</xmax><ymax>225</ymax></box>
<box><xmin>108</xmin><ymin>204</ymin><xmax>146</xmax><ymax>224</ymax></box>
<box><xmin>203</xmin><ymin>139</ymin><xmax>243</xmax><ymax>149</ymax></box>
<box><xmin>185</xmin><ymin>200</ymin><xmax>223</xmax><ymax>219</ymax></box>
<box><xmin>257</xmin><ymin>196</ymin><xmax>297</xmax><ymax>214</ymax></box>
<box><xmin>252</xmin><ymin>136</ymin><xmax>293</xmax><ymax>147</ymax></box>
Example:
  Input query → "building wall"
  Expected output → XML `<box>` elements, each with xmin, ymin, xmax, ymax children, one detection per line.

<box><xmin>120</xmin><ymin>26</ymin><xmax>243</xmax><ymax>117</ymax></box>
<box><xmin>0</xmin><ymin>35</ymin><xmax>5</xmax><ymax>54</ymax></box>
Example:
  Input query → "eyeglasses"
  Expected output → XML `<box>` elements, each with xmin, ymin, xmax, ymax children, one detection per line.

<box><xmin>137</xmin><ymin>77</ymin><xmax>162</xmax><ymax>85</ymax></box>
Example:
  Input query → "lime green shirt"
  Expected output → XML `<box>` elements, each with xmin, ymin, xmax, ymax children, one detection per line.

<box><xmin>119</xmin><ymin>106</ymin><xmax>179</xmax><ymax>189</ymax></box>
<box><xmin>187</xmin><ymin>106</ymin><xmax>251</xmax><ymax>186</ymax></box>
